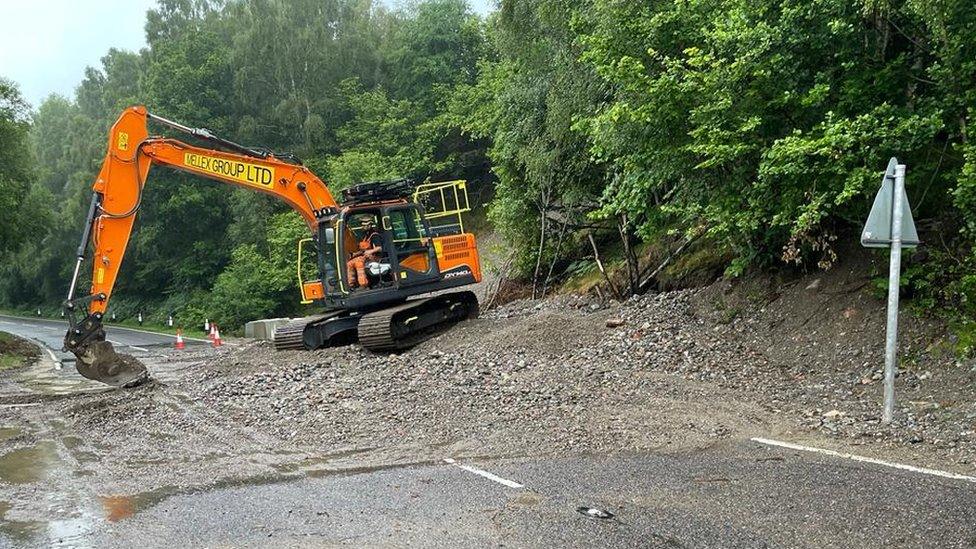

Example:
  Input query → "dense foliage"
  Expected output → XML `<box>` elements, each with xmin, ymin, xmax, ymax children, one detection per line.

<box><xmin>2</xmin><ymin>0</ymin><xmax>975</xmax><ymax>330</ymax></box>
<box><xmin>472</xmin><ymin>0</ymin><xmax>976</xmax><ymax>319</ymax></box>
<box><xmin>0</xmin><ymin>0</ymin><xmax>487</xmax><ymax>328</ymax></box>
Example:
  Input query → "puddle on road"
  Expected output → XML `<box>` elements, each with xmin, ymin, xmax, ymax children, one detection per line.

<box><xmin>0</xmin><ymin>427</ymin><xmax>21</xmax><ymax>442</ymax></box>
<box><xmin>0</xmin><ymin>501</ymin><xmax>43</xmax><ymax>545</ymax></box>
<box><xmin>95</xmin><ymin>449</ymin><xmax>402</xmax><ymax>525</ymax></box>
<box><xmin>0</xmin><ymin>441</ymin><xmax>60</xmax><ymax>484</ymax></box>
<box><xmin>100</xmin><ymin>494</ymin><xmax>163</xmax><ymax>523</ymax></box>
<box><xmin>0</xmin><ymin>499</ymin><xmax>98</xmax><ymax>548</ymax></box>
<box><xmin>0</xmin><ymin>436</ymin><xmax>100</xmax><ymax>547</ymax></box>
<box><xmin>11</xmin><ymin>356</ymin><xmax>110</xmax><ymax>397</ymax></box>
<box><xmin>97</xmin><ymin>471</ymin><xmax>307</xmax><ymax>525</ymax></box>
<box><xmin>0</xmin><ymin>437</ymin><xmax>436</xmax><ymax>545</ymax></box>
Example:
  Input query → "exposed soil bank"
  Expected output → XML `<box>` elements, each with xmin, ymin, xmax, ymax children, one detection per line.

<box><xmin>0</xmin><ymin>332</ymin><xmax>39</xmax><ymax>372</ymax></box>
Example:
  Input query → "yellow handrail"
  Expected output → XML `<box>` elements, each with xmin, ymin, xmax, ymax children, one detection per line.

<box><xmin>413</xmin><ymin>180</ymin><xmax>471</xmax><ymax>234</ymax></box>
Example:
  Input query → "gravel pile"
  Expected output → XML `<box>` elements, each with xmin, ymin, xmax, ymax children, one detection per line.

<box><xmin>181</xmin><ymin>293</ymin><xmax>771</xmax><ymax>459</ymax></box>
<box><xmin>179</xmin><ymin>275</ymin><xmax>976</xmax><ymax>471</ymax></box>
<box><xmin>603</xmin><ymin>280</ymin><xmax>976</xmax><ymax>469</ymax></box>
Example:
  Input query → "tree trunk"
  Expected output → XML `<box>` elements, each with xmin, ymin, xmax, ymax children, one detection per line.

<box><xmin>541</xmin><ymin>219</ymin><xmax>569</xmax><ymax>298</ymax></box>
<box><xmin>618</xmin><ymin>213</ymin><xmax>639</xmax><ymax>295</ymax></box>
<box><xmin>531</xmin><ymin>184</ymin><xmax>551</xmax><ymax>299</ymax></box>
<box><xmin>588</xmin><ymin>232</ymin><xmax>620</xmax><ymax>300</ymax></box>
<box><xmin>637</xmin><ymin>231</ymin><xmax>704</xmax><ymax>292</ymax></box>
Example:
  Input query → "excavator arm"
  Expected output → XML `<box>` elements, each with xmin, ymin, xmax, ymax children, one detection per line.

<box><xmin>63</xmin><ymin>106</ymin><xmax>338</xmax><ymax>386</ymax></box>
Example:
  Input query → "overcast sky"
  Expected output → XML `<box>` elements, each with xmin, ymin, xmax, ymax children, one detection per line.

<box><xmin>0</xmin><ymin>0</ymin><xmax>495</xmax><ymax>109</ymax></box>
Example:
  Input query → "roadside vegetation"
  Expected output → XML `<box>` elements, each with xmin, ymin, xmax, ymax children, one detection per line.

<box><xmin>0</xmin><ymin>332</ymin><xmax>39</xmax><ymax>372</ymax></box>
<box><xmin>0</xmin><ymin>0</ymin><xmax>974</xmax><ymax>343</ymax></box>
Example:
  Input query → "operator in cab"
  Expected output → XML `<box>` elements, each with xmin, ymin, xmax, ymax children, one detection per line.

<box><xmin>347</xmin><ymin>217</ymin><xmax>384</xmax><ymax>289</ymax></box>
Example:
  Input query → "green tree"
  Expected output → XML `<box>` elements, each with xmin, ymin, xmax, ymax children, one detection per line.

<box><xmin>0</xmin><ymin>78</ymin><xmax>34</xmax><ymax>254</ymax></box>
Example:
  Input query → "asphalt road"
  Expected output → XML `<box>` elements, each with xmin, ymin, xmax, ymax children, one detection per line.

<box><xmin>0</xmin><ymin>314</ymin><xmax>207</xmax><ymax>362</ymax></box>
<box><xmin>0</xmin><ymin>313</ymin><xmax>210</xmax><ymax>394</ymax></box>
<box><xmin>83</xmin><ymin>444</ymin><xmax>976</xmax><ymax>548</ymax></box>
<box><xmin>1</xmin><ymin>315</ymin><xmax>975</xmax><ymax>548</ymax></box>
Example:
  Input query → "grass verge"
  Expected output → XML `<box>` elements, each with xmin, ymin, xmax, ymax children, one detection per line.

<box><xmin>0</xmin><ymin>332</ymin><xmax>39</xmax><ymax>371</ymax></box>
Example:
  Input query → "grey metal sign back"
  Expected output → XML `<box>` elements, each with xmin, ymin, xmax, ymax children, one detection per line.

<box><xmin>861</xmin><ymin>157</ymin><xmax>920</xmax><ymax>248</ymax></box>
<box><xmin>861</xmin><ymin>158</ymin><xmax>920</xmax><ymax>423</ymax></box>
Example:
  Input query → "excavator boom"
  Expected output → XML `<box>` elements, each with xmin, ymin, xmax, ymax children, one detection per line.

<box><xmin>63</xmin><ymin>106</ymin><xmax>337</xmax><ymax>386</ymax></box>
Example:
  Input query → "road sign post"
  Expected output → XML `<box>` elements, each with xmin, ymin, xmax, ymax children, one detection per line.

<box><xmin>861</xmin><ymin>158</ymin><xmax>918</xmax><ymax>424</ymax></box>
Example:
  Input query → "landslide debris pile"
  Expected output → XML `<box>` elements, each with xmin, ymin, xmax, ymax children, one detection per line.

<box><xmin>189</xmin><ymin>293</ymin><xmax>770</xmax><ymax>457</ymax></box>
<box><xmin>184</xmin><ymin>284</ymin><xmax>974</xmax><ymax>467</ymax></box>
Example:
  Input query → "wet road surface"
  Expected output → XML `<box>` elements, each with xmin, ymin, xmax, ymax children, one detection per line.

<box><xmin>0</xmin><ymin>315</ymin><xmax>974</xmax><ymax>547</ymax></box>
<box><xmin>82</xmin><ymin>445</ymin><xmax>976</xmax><ymax>548</ymax></box>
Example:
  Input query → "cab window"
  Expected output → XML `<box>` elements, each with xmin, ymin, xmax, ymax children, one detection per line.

<box><xmin>388</xmin><ymin>207</ymin><xmax>426</xmax><ymax>250</ymax></box>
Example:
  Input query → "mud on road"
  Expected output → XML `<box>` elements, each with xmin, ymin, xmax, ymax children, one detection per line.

<box><xmin>0</xmin><ymin>268</ymin><xmax>973</xmax><ymax>545</ymax></box>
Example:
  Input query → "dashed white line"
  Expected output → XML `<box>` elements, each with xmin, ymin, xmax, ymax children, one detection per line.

<box><xmin>443</xmin><ymin>458</ymin><xmax>524</xmax><ymax>489</ymax></box>
<box><xmin>107</xmin><ymin>338</ymin><xmax>154</xmax><ymax>353</ymax></box>
<box><xmin>751</xmin><ymin>437</ymin><xmax>976</xmax><ymax>484</ymax></box>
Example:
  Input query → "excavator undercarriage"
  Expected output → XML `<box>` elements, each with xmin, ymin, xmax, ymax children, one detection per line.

<box><xmin>272</xmin><ymin>290</ymin><xmax>479</xmax><ymax>352</ymax></box>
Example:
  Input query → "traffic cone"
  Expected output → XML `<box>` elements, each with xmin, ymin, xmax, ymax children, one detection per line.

<box><xmin>174</xmin><ymin>329</ymin><xmax>186</xmax><ymax>350</ymax></box>
<box><xmin>208</xmin><ymin>324</ymin><xmax>216</xmax><ymax>340</ymax></box>
<box><xmin>212</xmin><ymin>325</ymin><xmax>222</xmax><ymax>348</ymax></box>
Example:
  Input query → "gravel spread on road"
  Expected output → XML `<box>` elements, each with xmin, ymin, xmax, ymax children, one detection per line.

<box><xmin>1</xmin><ymin>267</ymin><xmax>972</xmax><ymax>500</ymax></box>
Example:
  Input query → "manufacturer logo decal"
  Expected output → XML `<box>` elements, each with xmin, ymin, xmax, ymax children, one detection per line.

<box><xmin>443</xmin><ymin>268</ymin><xmax>472</xmax><ymax>279</ymax></box>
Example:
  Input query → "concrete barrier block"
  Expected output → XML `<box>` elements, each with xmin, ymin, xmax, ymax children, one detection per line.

<box><xmin>245</xmin><ymin>318</ymin><xmax>293</xmax><ymax>340</ymax></box>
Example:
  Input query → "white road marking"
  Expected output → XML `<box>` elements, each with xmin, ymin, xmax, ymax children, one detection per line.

<box><xmin>751</xmin><ymin>437</ymin><xmax>976</xmax><ymax>484</ymax></box>
<box><xmin>443</xmin><ymin>458</ymin><xmax>524</xmax><ymax>489</ymax></box>
<box><xmin>107</xmin><ymin>338</ymin><xmax>151</xmax><ymax>354</ymax></box>
<box><xmin>45</xmin><ymin>348</ymin><xmax>63</xmax><ymax>370</ymax></box>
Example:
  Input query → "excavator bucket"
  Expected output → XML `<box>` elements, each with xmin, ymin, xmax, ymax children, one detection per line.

<box><xmin>64</xmin><ymin>312</ymin><xmax>149</xmax><ymax>388</ymax></box>
<box><xmin>74</xmin><ymin>341</ymin><xmax>149</xmax><ymax>388</ymax></box>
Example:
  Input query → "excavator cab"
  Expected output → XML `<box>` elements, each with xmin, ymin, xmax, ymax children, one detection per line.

<box><xmin>296</xmin><ymin>201</ymin><xmax>442</xmax><ymax>305</ymax></box>
<box><xmin>333</xmin><ymin>203</ymin><xmax>441</xmax><ymax>295</ymax></box>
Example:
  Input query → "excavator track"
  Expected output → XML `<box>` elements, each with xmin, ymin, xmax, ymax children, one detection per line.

<box><xmin>358</xmin><ymin>291</ymin><xmax>478</xmax><ymax>352</ymax></box>
<box><xmin>272</xmin><ymin>312</ymin><xmax>339</xmax><ymax>351</ymax></box>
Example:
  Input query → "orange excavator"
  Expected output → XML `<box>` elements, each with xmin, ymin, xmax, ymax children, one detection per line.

<box><xmin>63</xmin><ymin>106</ymin><xmax>481</xmax><ymax>387</ymax></box>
